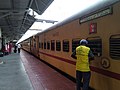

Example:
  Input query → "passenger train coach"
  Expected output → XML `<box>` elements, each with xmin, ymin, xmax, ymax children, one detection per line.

<box><xmin>21</xmin><ymin>1</ymin><xmax>120</xmax><ymax>90</ymax></box>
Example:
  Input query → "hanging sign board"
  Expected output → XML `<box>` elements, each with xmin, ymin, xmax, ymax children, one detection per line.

<box><xmin>80</xmin><ymin>7</ymin><xmax>112</xmax><ymax>23</ymax></box>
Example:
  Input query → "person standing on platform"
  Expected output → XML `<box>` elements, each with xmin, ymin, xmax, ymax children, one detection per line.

<box><xmin>14</xmin><ymin>44</ymin><xmax>17</xmax><ymax>53</ymax></box>
<box><xmin>5</xmin><ymin>43</ymin><xmax>9</xmax><ymax>54</ymax></box>
<box><xmin>8</xmin><ymin>41</ymin><xmax>12</xmax><ymax>54</ymax></box>
<box><xmin>17</xmin><ymin>44</ymin><xmax>21</xmax><ymax>53</ymax></box>
<box><xmin>71</xmin><ymin>39</ymin><xmax>94</xmax><ymax>90</ymax></box>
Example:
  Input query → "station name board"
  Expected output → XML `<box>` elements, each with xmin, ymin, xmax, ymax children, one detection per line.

<box><xmin>80</xmin><ymin>7</ymin><xmax>112</xmax><ymax>23</ymax></box>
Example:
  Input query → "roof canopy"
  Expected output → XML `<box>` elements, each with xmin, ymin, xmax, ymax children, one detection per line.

<box><xmin>0</xmin><ymin>0</ymin><xmax>53</xmax><ymax>41</ymax></box>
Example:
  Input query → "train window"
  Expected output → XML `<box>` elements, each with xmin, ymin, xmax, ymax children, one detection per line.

<box><xmin>87</xmin><ymin>37</ymin><xmax>102</xmax><ymax>56</ymax></box>
<box><xmin>34</xmin><ymin>43</ymin><xmax>36</xmax><ymax>48</ymax></box>
<box><xmin>63</xmin><ymin>40</ymin><xmax>69</xmax><ymax>52</ymax></box>
<box><xmin>72</xmin><ymin>38</ymin><xmax>81</xmax><ymax>52</ymax></box>
<box><xmin>44</xmin><ymin>42</ymin><xmax>46</xmax><ymax>49</ymax></box>
<box><xmin>110</xmin><ymin>34</ymin><xmax>120</xmax><ymax>60</ymax></box>
<box><xmin>56</xmin><ymin>40</ymin><xmax>61</xmax><ymax>51</ymax></box>
<box><xmin>41</xmin><ymin>42</ymin><xmax>43</xmax><ymax>49</ymax></box>
<box><xmin>47</xmin><ymin>41</ymin><xmax>50</xmax><ymax>50</ymax></box>
<box><xmin>39</xmin><ymin>42</ymin><xmax>43</xmax><ymax>49</ymax></box>
<box><xmin>51</xmin><ymin>40</ymin><xmax>55</xmax><ymax>51</ymax></box>
<box><xmin>31</xmin><ymin>40</ymin><xmax>33</xmax><ymax>47</ymax></box>
<box><xmin>39</xmin><ymin>42</ymin><xmax>41</xmax><ymax>48</ymax></box>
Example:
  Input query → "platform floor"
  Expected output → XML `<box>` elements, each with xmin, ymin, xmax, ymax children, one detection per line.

<box><xmin>0</xmin><ymin>50</ymin><xmax>76</xmax><ymax>90</ymax></box>
<box><xmin>0</xmin><ymin>52</ymin><xmax>33</xmax><ymax>90</ymax></box>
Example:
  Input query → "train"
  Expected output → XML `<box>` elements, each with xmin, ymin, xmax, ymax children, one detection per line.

<box><xmin>21</xmin><ymin>0</ymin><xmax>120</xmax><ymax>90</ymax></box>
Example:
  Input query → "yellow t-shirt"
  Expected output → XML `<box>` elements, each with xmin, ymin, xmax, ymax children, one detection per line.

<box><xmin>76</xmin><ymin>45</ymin><xmax>90</xmax><ymax>72</ymax></box>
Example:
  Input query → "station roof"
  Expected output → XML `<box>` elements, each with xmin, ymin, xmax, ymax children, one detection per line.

<box><xmin>0</xmin><ymin>0</ymin><xmax>53</xmax><ymax>41</ymax></box>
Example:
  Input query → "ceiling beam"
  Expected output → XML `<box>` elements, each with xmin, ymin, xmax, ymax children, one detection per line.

<box><xmin>19</xmin><ymin>0</ymin><xmax>34</xmax><ymax>31</ymax></box>
<box><xmin>0</xmin><ymin>13</ymin><xmax>11</xmax><ymax>19</ymax></box>
<box><xmin>36</xmin><ymin>19</ymin><xmax>58</xmax><ymax>24</ymax></box>
<box><xmin>0</xmin><ymin>9</ymin><xmax>27</xmax><ymax>12</ymax></box>
<box><xmin>29</xmin><ymin>29</ymin><xmax>42</xmax><ymax>31</ymax></box>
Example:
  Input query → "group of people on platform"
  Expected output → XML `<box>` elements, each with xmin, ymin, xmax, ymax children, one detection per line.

<box><xmin>0</xmin><ymin>42</ymin><xmax>21</xmax><ymax>64</ymax></box>
<box><xmin>5</xmin><ymin>42</ymin><xmax>12</xmax><ymax>54</ymax></box>
<box><xmin>3</xmin><ymin>42</ymin><xmax>21</xmax><ymax>55</ymax></box>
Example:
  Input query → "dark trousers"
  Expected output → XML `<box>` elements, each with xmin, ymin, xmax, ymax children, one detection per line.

<box><xmin>76</xmin><ymin>70</ymin><xmax>91</xmax><ymax>90</ymax></box>
<box><xmin>18</xmin><ymin>48</ymin><xmax>20</xmax><ymax>53</ymax></box>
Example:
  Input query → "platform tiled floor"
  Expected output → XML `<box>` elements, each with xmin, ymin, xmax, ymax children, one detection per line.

<box><xmin>20</xmin><ymin>50</ymin><xmax>76</xmax><ymax>90</ymax></box>
<box><xmin>0</xmin><ymin>52</ymin><xmax>33</xmax><ymax>90</ymax></box>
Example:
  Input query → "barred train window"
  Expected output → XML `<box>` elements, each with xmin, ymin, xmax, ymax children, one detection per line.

<box><xmin>39</xmin><ymin>42</ymin><xmax>43</xmax><ymax>49</ymax></box>
<box><xmin>56</xmin><ymin>40</ymin><xmax>61</xmax><ymax>51</ymax></box>
<box><xmin>87</xmin><ymin>37</ymin><xmax>102</xmax><ymax>56</ymax></box>
<box><xmin>47</xmin><ymin>41</ymin><xmax>50</xmax><ymax>50</ymax></box>
<box><xmin>39</xmin><ymin>42</ymin><xmax>41</xmax><ymax>48</ymax></box>
<box><xmin>72</xmin><ymin>39</ymin><xmax>80</xmax><ymax>52</ymax></box>
<box><xmin>51</xmin><ymin>40</ymin><xmax>55</xmax><ymax>51</ymax></box>
<box><xmin>110</xmin><ymin>34</ymin><xmax>120</xmax><ymax>60</ymax></box>
<box><xmin>44</xmin><ymin>42</ymin><xmax>46</xmax><ymax>49</ymax></box>
<box><xmin>63</xmin><ymin>40</ymin><xmax>69</xmax><ymax>52</ymax></box>
<box><xmin>41</xmin><ymin>42</ymin><xmax>43</xmax><ymax>49</ymax></box>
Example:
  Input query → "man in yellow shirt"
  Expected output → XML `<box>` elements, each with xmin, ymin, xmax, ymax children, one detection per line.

<box><xmin>71</xmin><ymin>39</ymin><xmax>94</xmax><ymax>90</ymax></box>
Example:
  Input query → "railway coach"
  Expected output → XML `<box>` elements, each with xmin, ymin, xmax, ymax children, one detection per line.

<box><xmin>21</xmin><ymin>0</ymin><xmax>120</xmax><ymax>90</ymax></box>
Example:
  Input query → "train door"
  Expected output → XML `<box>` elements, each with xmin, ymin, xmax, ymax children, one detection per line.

<box><xmin>30</xmin><ymin>37</ymin><xmax>32</xmax><ymax>53</ymax></box>
<box><xmin>30</xmin><ymin>37</ymin><xmax>33</xmax><ymax>53</ymax></box>
<box><xmin>35</xmin><ymin>35</ymin><xmax>39</xmax><ymax>57</ymax></box>
<box><xmin>31</xmin><ymin>36</ymin><xmax>35</xmax><ymax>54</ymax></box>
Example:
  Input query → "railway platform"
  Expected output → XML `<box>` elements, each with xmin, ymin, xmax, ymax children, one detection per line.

<box><xmin>0</xmin><ymin>50</ymin><xmax>76</xmax><ymax>90</ymax></box>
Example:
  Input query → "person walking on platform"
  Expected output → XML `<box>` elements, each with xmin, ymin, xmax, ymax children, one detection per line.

<box><xmin>71</xmin><ymin>39</ymin><xmax>94</xmax><ymax>90</ymax></box>
<box><xmin>17</xmin><ymin>44</ymin><xmax>21</xmax><ymax>53</ymax></box>
<box><xmin>14</xmin><ymin>44</ymin><xmax>17</xmax><ymax>53</ymax></box>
